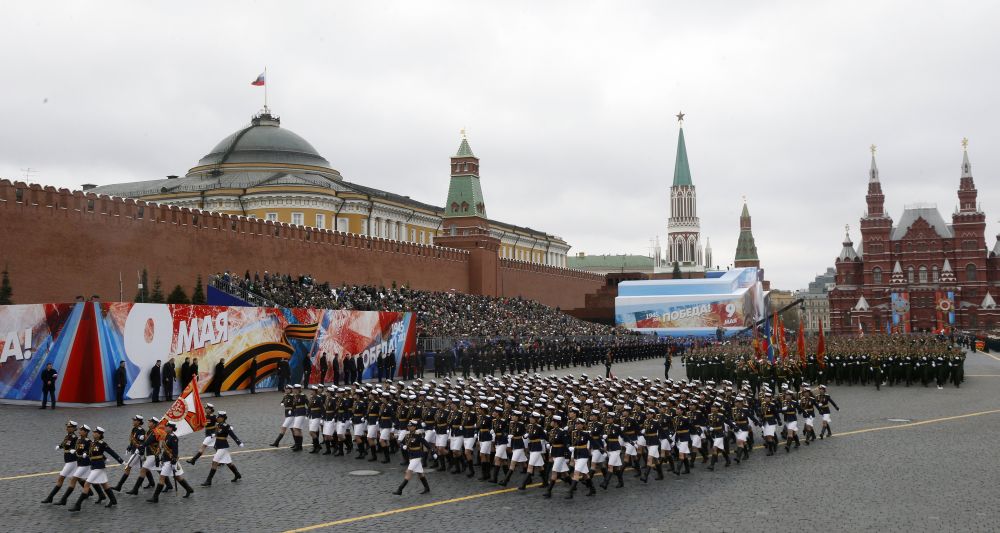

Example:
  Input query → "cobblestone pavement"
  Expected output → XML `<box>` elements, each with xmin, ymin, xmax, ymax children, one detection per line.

<box><xmin>2</xmin><ymin>350</ymin><xmax>999</xmax><ymax>532</ymax></box>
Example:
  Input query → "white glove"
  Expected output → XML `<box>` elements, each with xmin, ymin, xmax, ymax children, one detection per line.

<box><xmin>56</xmin><ymin>445</ymin><xmax>61</xmax><ymax>451</ymax></box>
<box><xmin>81</xmin><ymin>453</ymin><xmax>88</xmax><ymax>458</ymax></box>
<box><xmin>239</xmin><ymin>443</ymin><xmax>245</xmax><ymax>448</ymax></box>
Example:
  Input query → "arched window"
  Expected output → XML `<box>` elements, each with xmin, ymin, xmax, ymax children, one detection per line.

<box><xmin>451</xmin><ymin>202</ymin><xmax>459</xmax><ymax>212</ymax></box>
<box><xmin>932</xmin><ymin>265</ymin><xmax>939</xmax><ymax>282</ymax></box>
<box><xmin>461</xmin><ymin>202</ymin><xmax>469</xmax><ymax>212</ymax></box>
<box><xmin>918</xmin><ymin>265</ymin><xmax>928</xmax><ymax>284</ymax></box>
<box><xmin>966</xmin><ymin>264</ymin><xmax>977</xmax><ymax>281</ymax></box>
<box><xmin>873</xmin><ymin>267</ymin><xmax>882</xmax><ymax>285</ymax></box>
<box><xmin>907</xmin><ymin>266</ymin><xmax>914</xmax><ymax>283</ymax></box>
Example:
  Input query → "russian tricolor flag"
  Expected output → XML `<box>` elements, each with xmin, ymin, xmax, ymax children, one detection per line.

<box><xmin>251</xmin><ymin>72</ymin><xmax>266</xmax><ymax>86</ymax></box>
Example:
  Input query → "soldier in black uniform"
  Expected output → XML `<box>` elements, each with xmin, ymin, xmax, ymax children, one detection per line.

<box><xmin>308</xmin><ymin>385</ymin><xmax>325</xmax><ymax>453</ymax></box>
<box><xmin>566</xmin><ymin>418</ymin><xmax>596</xmax><ymax>498</ymax></box>
<box><xmin>112</xmin><ymin>414</ymin><xmax>147</xmax><ymax>491</ymax></box>
<box><xmin>542</xmin><ymin>415</ymin><xmax>570</xmax><ymax>499</ymax></box>
<box><xmin>270</xmin><ymin>385</ymin><xmax>295</xmax><ymax>448</ymax></box>
<box><xmin>393</xmin><ymin>420</ymin><xmax>432</xmax><ymax>495</ymax></box>
<box><xmin>188</xmin><ymin>403</ymin><xmax>217</xmax><ymax>464</ymax></box>
<box><xmin>68</xmin><ymin>426</ymin><xmax>123</xmax><ymax>512</ymax></box>
<box><xmin>147</xmin><ymin>422</ymin><xmax>195</xmax><ymax>502</ymax></box>
<box><xmin>200</xmin><ymin>411</ymin><xmax>244</xmax><ymax>486</ymax></box>
<box><xmin>53</xmin><ymin>424</ymin><xmax>92</xmax><ymax>506</ymax></box>
<box><xmin>815</xmin><ymin>385</ymin><xmax>840</xmax><ymax>438</ymax></box>
<box><xmin>706</xmin><ymin>402</ymin><xmax>732</xmax><ymax>470</ymax></box>
<box><xmin>42</xmin><ymin>421</ymin><xmax>79</xmax><ymax>504</ymax></box>
<box><xmin>124</xmin><ymin>417</ymin><xmax>167</xmax><ymax>495</ymax></box>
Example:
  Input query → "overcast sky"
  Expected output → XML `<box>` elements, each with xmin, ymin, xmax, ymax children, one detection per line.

<box><xmin>2</xmin><ymin>1</ymin><xmax>998</xmax><ymax>290</ymax></box>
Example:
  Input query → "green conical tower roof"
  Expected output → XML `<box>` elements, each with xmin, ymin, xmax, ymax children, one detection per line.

<box><xmin>445</xmin><ymin>134</ymin><xmax>487</xmax><ymax>219</ymax></box>
<box><xmin>456</xmin><ymin>136</ymin><xmax>475</xmax><ymax>157</ymax></box>
<box><xmin>673</xmin><ymin>127</ymin><xmax>693</xmax><ymax>186</ymax></box>
<box><xmin>735</xmin><ymin>201</ymin><xmax>758</xmax><ymax>262</ymax></box>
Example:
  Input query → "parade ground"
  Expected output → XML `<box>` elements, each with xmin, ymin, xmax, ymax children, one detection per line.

<box><xmin>2</xmin><ymin>349</ymin><xmax>998</xmax><ymax>533</ymax></box>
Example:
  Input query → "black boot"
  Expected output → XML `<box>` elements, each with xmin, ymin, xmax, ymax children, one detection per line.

<box><xmin>310</xmin><ymin>437</ymin><xmax>321</xmax><ymax>454</ymax></box>
<box><xmin>723</xmin><ymin>451</ymin><xmax>731</xmax><ymax>466</ymax></box>
<box><xmin>466</xmin><ymin>459</ymin><xmax>476</xmax><ymax>478</ymax></box>
<box><xmin>125</xmin><ymin>477</ymin><xmax>143</xmax><ymax>495</ymax></box>
<box><xmin>616</xmin><ymin>469</ymin><xmax>625</xmax><ymax>487</ymax></box>
<box><xmin>585</xmin><ymin>478</ymin><xmax>596</xmax><ymax>496</ymax></box>
<box><xmin>105</xmin><ymin>489</ymin><xmax>118</xmax><ymax>508</ymax></box>
<box><xmin>793</xmin><ymin>435</ymin><xmax>800</xmax><ymax>448</ymax></box>
<box><xmin>188</xmin><ymin>452</ymin><xmax>202</xmax><ymax>465</ymax></box>
<box><xmin>382</xmin><ymin>447</ymin><xmax>392</xmax><ymax>464</ymax></box>
<box><xmin>369</xmin><ymin>445</ymin><xmax>379</xmax><ymax>462</ymax></box>
<box><xmin>655</xmin><ymin>462</ymin><xmax>664</xmax><ymax>480</ymax></box>
<box><xmin>323</xmin><ymin>441</ymin><xmax>332</xmax><ymax>455</ymax></box>
<box><xmin>42</xmin><ymin>485</ymin><xmax>62</xmax><ymax>504</ymax></box>
<box><xmin>68</xmin><ymin>491</ymin><xmax>89</xmax><ymax>512</ymax></box>
<box><xmin>228</xmin><ymin>464</ymin><xmax>242</xmax><ymax>482</ymax></box>
<box><xmin>683</xmin><ymin>458</ymin><xmax>691</xmax><ymax>474</ymax></box>
<box><xmin>146</xmin><ymin>484</ymin><xmax>163</xmax><ymax>503</ymax></box>
<box><xmin>271</xmin><ymin>433</ymin><xmax>284</xmax><ymax>447</ymax></box>
<box><xmin>517</xmin><ymin>473</ymin><xmax>533</xmax><ymax>490</ymax></box>
<box><xmin>179</xmin><ymin>479</ymin><xmax>194</xmax><ymax>498</ymax></box>
<box><xmin>392</xmin><ymin>479</ymin><xmax>408</xmax><ymax>495</ymax></box>
<box><xmin>500</xmin><ymin>467</ymin><xmax>514</xmax><ymax>486</ymax></box>
<box><xmin>708</xmin><ymin>455</ymin><xmax>717</xmax><ymax>471</ymax></box>
<box><xmin>144</xmin><ymin>471</ymin><xmax>156</xmax><ymax>488</ymax></box>
<box><xmin>53</xmin><ymin>487</ymin><xmax>74</xmax><ymax>506</ymax></box>
<box><xmin>563</xmin><ymin>480</ymin><xmax>576</xmax><ymax>499</ymax></box>
<box><xmin>419</xmin><ymin>476</ymin><xmax>431</xmax><ymax>494</ymax></box>
<box><xmin>480</xmin><ymin>462</ymin><xmax>491</xmax><ymax>481</ymax></box>
<box><xmin>544</xmin><ymin>480</ymin><xmax>555</xmax><ymax>499</ymax></box>
<box><xmin>640</xmin><ymin>465</ymin><xmax>649</xmax><ymax>483</ymax></box>
<box><xmin>93</xmin><ymin>485</ymin><xmax>106</xmax><ymax>504</ymax></box>
<box><xmin>113</xmin><ymin>472</ymin><xmax>129</xmax><ymax>492</ymax></box>
<box><xmin>201</xmin><ymin>468</ymin><xmax>216</xmax><ymax>487</ymax></box>
<box><xmin>163</xmin><ymin>478</ymin><xmax>173</xmax><ymax>493</ymax></box>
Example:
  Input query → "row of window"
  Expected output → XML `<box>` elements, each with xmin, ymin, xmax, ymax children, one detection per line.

<box><xmin>866</xmin><ymin>240</ymin><xmax>980</xmax><ymax>255</ymax></box>
<box><xmin>871</xmin><ymin>263</ymin><xmax>978</xmax><ymax>284</ymax></box>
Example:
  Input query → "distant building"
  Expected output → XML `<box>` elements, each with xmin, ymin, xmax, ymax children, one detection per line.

<box><xmin>795</xmin><ymin>267</ymin><xmax>835</xmax><ymax>332</ymax></box>
<box><xmin>659</xmin><ymin>115</ymin><xmax>710</xmax><ymax>274</ymax></box>
<box><xmin>829</xmin><ymin>144</ymin><xmax>1000</xmax><ymax>334</ymax></box>
<box><xmin>567</xmin><ymin>253</ymin><xmax>656</xmax><ymax>275</ymax></box>
<box><xmin>733</xmin><ymin>200</ymin><xmax>771</xmax><ymax>290</ymax></box>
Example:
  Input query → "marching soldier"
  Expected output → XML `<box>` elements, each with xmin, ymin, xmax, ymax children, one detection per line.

<box><xmin>815</xmin><ymin>385</ymin><xmax>840</xmax><ymax>438</ymax></box>
<box><xmin>68</xmin><ymin>426</ymin><xmax>123</xmax><ymax>512</ymax></box>
<box><xmin>200</xmin><ymin>411</ymin><xmax>244</xmax><ymax>486</ymax></box>
<box><xmin>42</xmin><ymin>421</ymin><xmax>79</xmax><ymax>504</ymax></box>
<box><xmin>147</xmin><ymin>422</ymin><xmax>195</xmax><ymax>502</ymax></box>
<box><xmin>270</xmin><ymin>385</ymin><xmax>296</xmax><ymax>448</ymax></box>
<box><xmin>393</xmin><ymin>420</ymin><xmax>432</xmax><ymax>495</ymax></box>
<box><xmin>112</xmin><ymin>415</ymin><xmax>147</xmax><ymax>491</ymax></box>
<box><xmin>187</xmin><ymin>403</ymin><xmax>217</xmax><ymax>464</ymax></box>
<box><xmin>52</xmin><ymin>424</ymin><xmax>93</xmax><ymax>506</ymax></box>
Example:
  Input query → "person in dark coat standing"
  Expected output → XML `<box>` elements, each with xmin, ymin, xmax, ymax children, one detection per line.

<box><xmin>319</xmin><ymin>353</ymin><xmax>329</xmax><ymax>386</ymax></box>
<box><xmin>343</xmin><ymin>354</ymin><xmax>355</xmax><ymax>385</ymax></box>
<box><xmin>40</xmin><ymin>362</ymin><xmax>58</xmax><ymax>409</ymax></box>
<box><xmin>302</xmin><ymin>355</ymin><xmax>313</xmax><ymax>385</ymax></box>
<box><xmin>355</xmin><ymin>354</ymin><xmax>365</xmax><ymax>382</ymax></box>
<box><xmin>162</xmin><ymin>358</ymin><xmax>176</xmax><ymax>401</ymax></box>
<box><xmin>331</xmin><ymin>353</ymin><xmax>341</xmax><ymax>385</ymax></box>
<box><xmin>213</xmin><ymin>358</ymin><xmax>226</xmax><ymax>397</ymax></box>
<box><xmin>114</xmin><ymin>361</ymin><xmax>127</xmax><ymax>406</ymax></box>
<box><xmin>149</xmin><ymin>360</ymin><xmax>162</xmax><ymax>403</ymax></box>
<box><xmin>180</xmin><ymin>357</ymin><xmax>191</xmax><ymax>387</ymax></box>
<box><xmin>276</xmin><ymin>359</ymin><xmax>288</xmax><ymax>391</ymax></box>
<box><xmin>191</xmin><ymin>359</ymin><xmax>200</xmax><ymax>384</ymax></box>
<box><xmin>248</xmin><ymin>357</ymin><xmax>258</xmax><ymax>394</ymax></box>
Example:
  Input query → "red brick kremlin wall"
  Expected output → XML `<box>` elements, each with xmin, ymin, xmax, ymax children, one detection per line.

<box><xmin>0</xmin><ymin>180</ymin><xmax>604</xmax><ymax>309</ymax></box>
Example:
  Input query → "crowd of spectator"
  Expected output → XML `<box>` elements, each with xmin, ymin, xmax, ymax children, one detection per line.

<box><xmin>212</xmin><ymin>270</ymin><xmax>626</xmax><ymax>339</ymax></box>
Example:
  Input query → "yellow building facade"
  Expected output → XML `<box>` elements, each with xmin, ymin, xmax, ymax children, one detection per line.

<box><xmin>89</xmin><ymin>111</ymin><xmax>571</xmax><ymax>267</ymax></box>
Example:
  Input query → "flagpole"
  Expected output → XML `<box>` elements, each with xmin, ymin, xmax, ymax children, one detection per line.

<box><xmin>264</xmin><ymin>66</ymin><xmax>268</xmax><ymax>112</ymax></box>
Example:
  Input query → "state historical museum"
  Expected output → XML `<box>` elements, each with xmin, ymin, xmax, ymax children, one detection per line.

<box><xmin>829</xmin><ymin>144</ymin><xmax>1000</xmax><ymax>334</ymax></box>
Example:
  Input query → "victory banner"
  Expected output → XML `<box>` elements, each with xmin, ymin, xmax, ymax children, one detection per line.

<box><xmin>934</xmin><ymin>291</ymin><xmax>955</xmax><ymax>333</ymax></box>
<box><xmin>0</xmin><ymin>302</ymin><xmax>416</xmax><ymax>405</ymax></box>
<box><xmin>891</xmin><ymin>292</ymin><xmax>911</xmax><ymax>334</ymax></box>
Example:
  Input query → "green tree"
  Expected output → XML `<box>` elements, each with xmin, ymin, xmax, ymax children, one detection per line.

<box><xmin>191</xmin><ymin>275</ymin><xmax>206</xmax><ymax>305</ymax></box>
<box><xmin>134</xmin><ymin>268</ymin><xmax>150</xmax><ymax>303</ymax></box>
<box><xmin>0</xmin><ymin>267</ymin><xmax>12</xmax><ymax>305</ymax></box>
<box><xmin>167</xmin><ymin>285</ymin><xmax>190</xmax><ymax>304</ymax></box>
<box><xmin>149</xmin><ymin>275</ymin><xmax>165</xmax><ymax>303</ymax></box>
<box><xmin>672</xmin><ymin>261</ymin><xmax>682</xmax><ymax>279</ymax></box>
